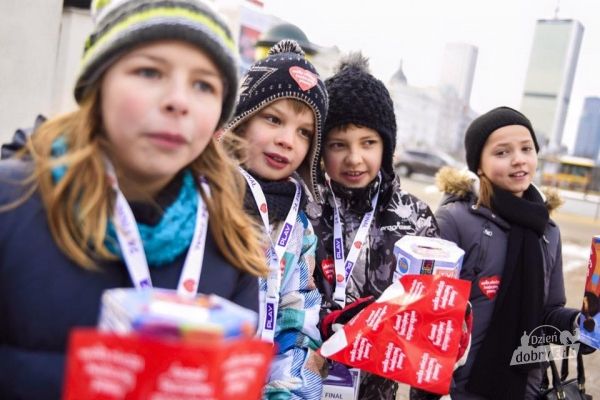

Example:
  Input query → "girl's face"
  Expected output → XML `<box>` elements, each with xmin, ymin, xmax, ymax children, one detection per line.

<box><xmin>323</xmin><ymin>124</ymin><xmax>383</xmax><ymax>188</ymax></box>
<box><xmin>479</xmin><ymin>125</ymin><xmax>538</xmax><ymax>197</ymax></box>
<box><xmin>240</xmin><ymin>100</ymin><xmax>314</xmax><ymax>181</ymax></box>
<box><xmin>101</xmin><ymin>40</ymin><xmax>223</xmax><ymax>196</ymax></box>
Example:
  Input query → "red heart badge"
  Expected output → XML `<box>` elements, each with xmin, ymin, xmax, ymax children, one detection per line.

<box><xmin>321</xmin><ymin>258</ymin><xmax>334</xmax><ymax>283</ymax></box>
<box><xmin>478</xmin><ymin>276</ymin><xmax>501</xmax><ymax>300</ymax></box>
<box><xmin>289</xmin><ymin>66</ymin><xmax>318</xmax><ymax>91</ymax></box>
<box><xmin>183</xmin><ymin>278</ymin><xmax>196</xmax><ymax>293</ymax></box>
<box><xmin>354</xmin><ymin>241</ymin><xmax>362</xmax><ymax>249</ymax></box>
<box><xmin>260</xmin><ymin>203</ymin><xmax>268</xmax><ymax>213</ymax></box>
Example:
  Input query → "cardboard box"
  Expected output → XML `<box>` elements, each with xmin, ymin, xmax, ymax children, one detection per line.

<box><xmin>393</xmin><ymin>236</ymin><xmax>464</xmax><ymax>280</ymax></box>
<box><xmin>579</xmin><ymin>235</ymin><xmax>600</xmax><ymax>349</ymax></box>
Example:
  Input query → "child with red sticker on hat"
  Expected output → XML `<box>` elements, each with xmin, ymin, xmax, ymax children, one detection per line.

<box><xmin>306</xmin><ymin>53</ymin><xmax>464</xmax><ymax>400</ymax></box>
<box><xmin>222</xmin><ymin>40</ymin><xmax>327</xmax><ymax>399</ymax></box>
<box><xmin>435</xmin><ymin>106</ymin><xmax>591</xmax><ymax>399</ymax></box>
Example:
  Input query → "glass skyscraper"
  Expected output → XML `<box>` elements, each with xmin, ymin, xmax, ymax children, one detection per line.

<box><xmin>573</xmin><ymin>97</ymin><xmax>600</xmax><ymax>162</ymax></box>
<box><xmin>520</xmin><ymin>19</ymin><xmax>584</xmax><ymax>152</ymax></box>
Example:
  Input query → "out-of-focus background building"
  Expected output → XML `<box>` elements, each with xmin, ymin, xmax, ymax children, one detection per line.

<box><xmin>1</xmin><ymin>0</ymin><xmax>599</xmax><ymax>192</ymax></box>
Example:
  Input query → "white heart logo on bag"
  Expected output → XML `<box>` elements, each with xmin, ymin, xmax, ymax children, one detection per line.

<box><xmin>478</xmin><ymin>276</ymin><xmax>501</xmax><ymax>300</ymax></box>
<box><xmin>289</xmin><ymin>66</ymin><xmax>318</xmax><ymax>91</ymax></box>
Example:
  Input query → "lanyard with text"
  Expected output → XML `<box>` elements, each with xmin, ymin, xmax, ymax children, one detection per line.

<box><xmin>328</xmin><ymin>174</ymin><xmax>380</xmax><ymax>308</ymax></box>
<box><xmin>239</xmin><ymin>168</ymin><xmax>301</xmax><ymax>342</ymax></box>
<box><xmin>105</xmin><ymin>161</ymin><xmax>210</xmax><ymax>299</ymax></box>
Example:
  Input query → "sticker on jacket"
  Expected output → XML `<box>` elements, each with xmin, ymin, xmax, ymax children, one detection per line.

<box><xmin>322</xmin><ymin>257</ymin><xmax>335</xmax><ymax>284</ymax></box>
<box><xmin>478</xmin><ymin>276</ymin><xmax>501</xmax><ymax>300</ymax></box>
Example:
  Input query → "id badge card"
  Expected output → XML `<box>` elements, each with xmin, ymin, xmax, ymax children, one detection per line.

<box><xmin>321</xmin><ymin>361</ymin><xmax>361</xmax><ymax>400</ymax></box>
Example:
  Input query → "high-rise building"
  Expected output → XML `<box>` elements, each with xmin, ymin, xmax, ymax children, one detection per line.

<box><xmin>520</xmin><ymin>19</ymin><xmax>584</xmax><ymax>152</ymax></box>
<box><xmin>573</xmin><ymin>97</ymin><xmax>600</xmax><ymax>161</ymax></box>
<box><xmin>438</xmin><ymin>43</ymin><xmax>478</xmax><ymax>105</ymax></box>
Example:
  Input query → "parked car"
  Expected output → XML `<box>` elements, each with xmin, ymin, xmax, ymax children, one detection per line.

<box><xmin>394</xmin><ymin>149</ymin><xmax>461</xmax><ymax>177</ymax></box>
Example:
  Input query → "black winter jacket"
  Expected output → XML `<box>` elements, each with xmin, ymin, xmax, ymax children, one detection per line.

<box><xmin>310</xmin><ymin>176</ymin><xmax>439</xmax><ymax>400</ymax></box>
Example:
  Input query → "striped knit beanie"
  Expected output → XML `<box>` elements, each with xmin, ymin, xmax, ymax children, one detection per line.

<box><xmin>225</xmin><ymin>39</ymin><xmax>328</xmax><ymax>202</ymax></box>
<box><xmin>74</xmin><ymin>0</ymin><xmax>239</xmax><ymax>128</ymax></box>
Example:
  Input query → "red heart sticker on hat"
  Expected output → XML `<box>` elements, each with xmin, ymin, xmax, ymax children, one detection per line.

<box><xmin>183</xmin><ymin>278</ymin><xmax>196</xmax><ymax>293</ymax></box>
<box><xmin>478</xmin><ymin>276</ymin><xmax>501</xmax><ymax>300</ymax></box>
<box><xmin>289</xmin><ymin>66</ymin><xmax>318</xmax><ymax>91</ymax></box>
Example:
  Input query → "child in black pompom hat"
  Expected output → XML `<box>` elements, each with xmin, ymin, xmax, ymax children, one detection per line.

<box><xmin>308</xmin><ymin>53</ymin><xmax>446</xmax><ymax>400</ymax></box>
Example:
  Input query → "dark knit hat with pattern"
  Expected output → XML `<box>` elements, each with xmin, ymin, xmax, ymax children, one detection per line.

<box><xmin>464</xmin><ymin>106</ymin><xmax>539</xmax><ymax>172</ymax></box>
<box><xmin>324</xmin><ymin>53</ymin><xmax>397</xmax><ymax>177</ymax></box>
<box><xmin>225</xmin><ymin>39</ymin><xmax>328</xmax><ymax>201</ymax></box>
<box><xmin>75</xmin><ymin>0</ymin><xmax>239</xmax><ymax>129</ymax></box>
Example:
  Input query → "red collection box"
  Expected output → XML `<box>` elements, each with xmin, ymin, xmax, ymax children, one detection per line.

<box><xmin>63</xmin><ymin>329</ymin><xmax>274</xmax><ymax>400</ymax></box>
<box><xmin>319</xmin><ymin>275</ymin><xmax>471</xmax><ymax>395</ymax></box>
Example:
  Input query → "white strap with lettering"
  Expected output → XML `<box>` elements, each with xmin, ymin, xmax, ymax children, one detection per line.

<box><xmin>328</xmin><ymin>174</ymin><xmax>380</xmax><ymax>308</ymax></box>
<box><xmin>106</xmin><ymin>160</ymin><xmax>210</xmax><ymax>299</ymax></box>
<box><xmin>239</xmin><ymin>168</ymin><xmax>301</xmax><ymax>342</ymax></box>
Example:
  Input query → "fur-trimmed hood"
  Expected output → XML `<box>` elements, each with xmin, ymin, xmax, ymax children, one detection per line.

<box><xmin>435</xmin><ymin>166</ymin><xmax>563</xmax><ymax>213</ymax></box>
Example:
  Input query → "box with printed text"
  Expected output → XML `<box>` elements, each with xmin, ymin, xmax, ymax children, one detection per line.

<box><xmin>393</xmin><ymin>236</ymin><xmax>464</xmax><ymax>281</ymax></box>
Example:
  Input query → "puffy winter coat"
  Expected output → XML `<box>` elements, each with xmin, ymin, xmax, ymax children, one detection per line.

<box><xmin>435</xmin><ymin>167</ymin><xmax>578</xmax><ymax>400</ymax></box>
<box><xmin>310</xmin><ymin>176</ymin><xmax>439</xmax><ymax>400</ymax></box>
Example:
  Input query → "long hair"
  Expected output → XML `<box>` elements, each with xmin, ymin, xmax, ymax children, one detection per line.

<box><xmin>9</xmin><ymin>84</ymin><xmax>268</xmax><ymax>276</ymax></box>
<box><xmin>476</xmin><ymin>174</ymin><xmax>494</xmax><ymax>209</ymax></box>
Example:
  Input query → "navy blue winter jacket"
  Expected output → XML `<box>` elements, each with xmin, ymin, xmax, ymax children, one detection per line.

<box><xmin>0</xmin><ymin>159</ymin><xmax>258</xmax><ymax>400</ymax></box>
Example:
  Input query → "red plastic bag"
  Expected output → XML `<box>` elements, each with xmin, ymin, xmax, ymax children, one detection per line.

<box><xmin>319</xmin><ymin>275</ymin><xmax>471</xmax><ymax>395</ymax></box>
<box><xmin>63</xmin><ymin>329</ymin><xmax>273</xmax><ymax>400</ymax></box>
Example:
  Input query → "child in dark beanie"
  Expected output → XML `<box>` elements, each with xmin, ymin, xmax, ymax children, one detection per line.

<box><xmin>308</xmin><ymin>53</ymin><xmax>443</xmax><ymax>400</ymax></box>
<box><xmin>435</xmin><ymin>106</ymin><xmax>589</xmax><ymax>399</ymax></box>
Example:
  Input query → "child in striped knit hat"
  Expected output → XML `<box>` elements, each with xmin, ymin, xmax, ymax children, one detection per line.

<box><xmin>0</xmin><ymin>1</ymin><xmax>269</xmax><ymax>398</ymax></box>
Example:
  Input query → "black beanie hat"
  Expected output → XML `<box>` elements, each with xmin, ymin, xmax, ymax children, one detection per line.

<box><xmin>225</xmin><ymin>39</ymin><xmax>328</xmax><ymax>201</ymax></box>
<box><xmin>324</xmin><ymin>53</ymin><xmax>397</xmax><ymax>178</ymax></box>
<box><xmin>464</xmin><ymin>106</ymin><xmax>539</xmax><ymax>172</ymax></box>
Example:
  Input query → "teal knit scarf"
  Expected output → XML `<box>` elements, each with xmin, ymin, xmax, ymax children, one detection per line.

<box><xmin>51</xmin><ymin>138</ymin><xmax>197</xmax><ymax>267</ymax></box>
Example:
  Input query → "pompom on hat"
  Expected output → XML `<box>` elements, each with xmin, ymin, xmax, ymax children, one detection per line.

<box><xmin>74</xmin><ymin>0</ymin><xmax>239</xmax><ymax>128</ymax></box>
<box><xmin>225</xmin><ymin>39</ymin><xmax>328</xmax><ymax>201</ymax></box>
<box><xmin>464</xmin><ymin>106</ymin><xmax>539</xmax><ymax>173</ymax></box>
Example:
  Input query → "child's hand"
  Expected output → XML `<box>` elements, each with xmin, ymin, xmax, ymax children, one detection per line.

<box><xmin>321</xmin><ymin>296</ymin><xmax>375</xmax><ymax>339</ymax></box>
<box><xmin>455</xmin><ymin>301</ymin><xmax>473</xmax><ymax>369</ymax></box>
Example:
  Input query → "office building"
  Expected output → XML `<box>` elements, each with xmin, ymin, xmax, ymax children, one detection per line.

<box><xmin>520</xmin><ymin>19</ymin><xmax>584</xmax><ymax>152</ymax></box>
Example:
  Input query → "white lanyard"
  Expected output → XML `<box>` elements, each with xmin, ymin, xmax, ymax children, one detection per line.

<box><xmin>239</xmin><ymin>168</ymin><xmax>301</xmax><ymax>342</ymax></box>
<box><xmin>106</xmin><ymin>161</ymin><xmax>210</xmax><ymax>299</ymax></box>
<box><xmin>328</xmin><ymin>174</ymin><xmax>380</xmax><ymax>308</ymax></box>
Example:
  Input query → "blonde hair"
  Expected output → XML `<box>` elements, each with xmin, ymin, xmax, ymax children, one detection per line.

<box><xmin>476</xmin><ymin>174</ymin><xmax>494</xmax><ymax>209</ymax></box>
<box><xmin>8</xmin><ymin>84</ymin><xmax>268</xmax><ymax>276</ymax></box>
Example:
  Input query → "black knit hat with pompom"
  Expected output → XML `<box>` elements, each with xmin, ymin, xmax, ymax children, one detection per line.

<box><xmin>225</xmin><ymin>39</ymin><xmax>328</xmax><ymax>201</ymax></box>
<box><xmin>324</xmin><ymin>53</ymin><xmax>397</xmax><ymax>177</ymax></box>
